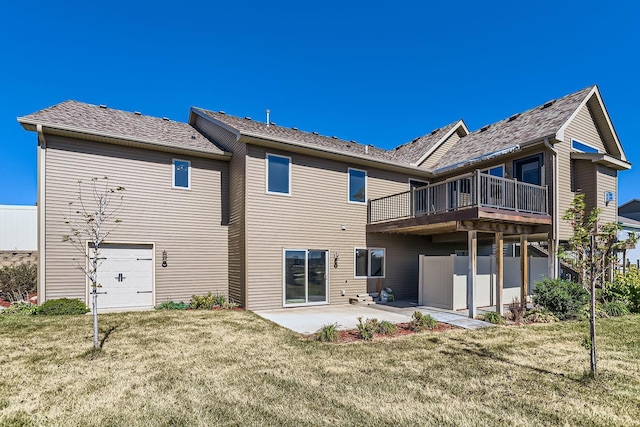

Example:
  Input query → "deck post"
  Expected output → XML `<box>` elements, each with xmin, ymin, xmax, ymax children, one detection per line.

<box><xmin>547</xmin><ymin>236</ymin><xmax>558</xmax><ymax>279</ymax></box>
<box><xmin>520</xmin><ymin>234</ymin><xmax>529</xmax><ymax>304</ymax></box>
<box><xmin>495</xmin><ymin>232</ymin><xmax>504</xmax><ymax>315</ymax></box>
<box><xmin>467</xmin><ymin>230</ymin><xmax>477</xmax><ymax>318</ymax></box>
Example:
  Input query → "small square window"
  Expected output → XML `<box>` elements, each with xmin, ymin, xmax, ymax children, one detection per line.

<box><xmin>267</xmin><ymin>154</ymin><xmax>291</xmax><ymax>195</ymax></box>
<box><xmin>173</xmin><ymin>159</ymin><xmax>190</xmax><ymax>189</ymax></box>
<box><xmin>348</xmin><ymin>168</ymin><xmax>367</xmax><ymax>203</ymax></box>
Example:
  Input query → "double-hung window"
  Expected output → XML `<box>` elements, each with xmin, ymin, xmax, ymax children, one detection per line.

<box><xmin>354</xmin><ymin>248</ymin><xmax>385</xmax><ymax>278</ymax></box>
<box><xmin>266</xmin><ymin>153</ymin><xmax>291</xmax><ymax>195</ymax></box>
<box><xmin>172</xmin><ymin>159</ymin><xmax>191</xmax><ymax>189</ymax></box>
<box><xmin>348</xmin><ymin>168</ymin><xmax>367</xmax><ymax>203</ymax></box>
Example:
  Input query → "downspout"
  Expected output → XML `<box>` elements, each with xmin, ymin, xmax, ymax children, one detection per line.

<box><xmin>36</xmin><ymin>124</ymin><xmax>47</xmax><ymax>304</ymax></box>
<box><xmin>543</xmin><ymin>137</ymin><xmax>559</xmax><ymax>278</ymax></box>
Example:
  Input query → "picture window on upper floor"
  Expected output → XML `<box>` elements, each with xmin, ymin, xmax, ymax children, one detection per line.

<box><xmin>172</xmin><ymin>159</ymin><xmax>191</xmax><ymax>189</ymax></box>
<box><xmin>571</xmin><ymin>139</ymin><xmax>599</xmax><ymax>154</ymax></box>
<box><xmin>348</xmin><ymin>168</ymin><xmax>367</xmax><ymax>204</ymax></box>
<box><xmin>266</xmin><ymin>153</ymin><xmax>291</xmax><ymax>195</ymax></box>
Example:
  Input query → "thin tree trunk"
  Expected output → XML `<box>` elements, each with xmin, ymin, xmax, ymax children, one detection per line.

<box><xmin>590</xmin><ymin>235</ymin><xmax>597</xmax><ymax>377</ymax></box>
<box><xmin>92</xmin><ymin>288</ymin><xmax>99</xmax><ymax>349</ymax></box>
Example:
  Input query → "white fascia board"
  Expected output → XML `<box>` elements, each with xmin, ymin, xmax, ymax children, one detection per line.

<box><xmin>411</xmin><ymin>120</ymin><xmax>469</xmax><ymax>167</ymax></box>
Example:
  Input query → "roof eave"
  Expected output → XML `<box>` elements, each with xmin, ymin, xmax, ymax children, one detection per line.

<box><xmin>410</xmin><ymin>119</ymin><xmax>469</xmax><ymax>167</ymax></box>
<box><xmin>239</xmin><ymin>131</ymin><xmax>434</xmax><ymax>177</ymax></box>
<box><xmin>570</xmin><ymin>152</ymin><xmax>631</xmax><ymax>171</ymax></box>
<box><xmin>18</xmin><ymin>119</ymin><xmax>232</xmax><ymax>161</ymax></box>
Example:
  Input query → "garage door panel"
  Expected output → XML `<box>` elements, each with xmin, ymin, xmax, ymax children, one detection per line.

<box><xmin>95</xmin><ymin>245</ymin><xmax>154</xmax><ymax>310</ymax></box>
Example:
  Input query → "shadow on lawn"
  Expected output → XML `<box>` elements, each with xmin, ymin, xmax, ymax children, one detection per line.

<box><xmin>441</xmin><ymin>337</ymin><xmax>581</xmax><ymax>383</ymax></box>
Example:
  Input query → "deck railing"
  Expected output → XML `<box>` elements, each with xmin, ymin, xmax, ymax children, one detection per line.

<box><xmin>368</xmin><ymin>170</ymin><xmax>548</xmax><ymax>224</ymax></box>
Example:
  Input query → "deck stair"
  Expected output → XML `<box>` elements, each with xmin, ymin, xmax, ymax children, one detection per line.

<box><xmin>349</xmin><ymin>293</ymin><xmax>376</xmax><ymax>306</ymax></box>
<box><xmin>529</xmin><ymin>242</ymin><xmax>580</xmax><ymax>280</ymax></box>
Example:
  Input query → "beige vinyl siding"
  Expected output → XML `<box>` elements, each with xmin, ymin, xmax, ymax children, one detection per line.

<box><xmin>43</xmin><ymin>135</ymin><xmax>229</xmax><ymax>304</ymax></box>
<box><xmin>596</xmin><ymin>165</ymin><xmax>617</xmax><ymax>225</ymax></box>
<box><xmin>573</xmin><ymin>160</ymin><xmax>596</xmax><ymax>213</ymax></box>
<box><xmin>557</xmin><ymin>104</ymin><xmax>616</xmax><ymax>240</ymax></box>
<box><xmin>193</xmin><ymin>115</ymin><xmax>247</xmax><ymax>306</ymax></box>
<box><xmin>419</xmin><ymin>132</ymin><xmax>462</xmax><ymax>169</ymax></box>
<box><xmin>244</xmin><ymin>144</ymin><xmax>424</xmax><ymax>310</ymax></box>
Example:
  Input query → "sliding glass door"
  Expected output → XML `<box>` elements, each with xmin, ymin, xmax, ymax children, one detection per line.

<box><xmin>284</xmin><ymin>249</ymin><xmax>328</xmax><ymax>306</ymax></box>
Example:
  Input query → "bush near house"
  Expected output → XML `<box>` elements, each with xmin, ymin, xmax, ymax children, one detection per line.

<box><xmin>37</xmin><ymin>298</ymin><xmax>89</xmax><ymax>316</ymax></box>
<box><xmin>603</xmin><ymin>267</ymin><xmax>640</xmax><ymax>313</ymax></box>
<box><xmin>532</xmin><ymin>278</ymin><xmax>589</xmax><ymax>320</ymax></box>
<box><xmin>0</xmin><ymin>263</ymin><xmax>37</xmax><ymax>303</ymax></box>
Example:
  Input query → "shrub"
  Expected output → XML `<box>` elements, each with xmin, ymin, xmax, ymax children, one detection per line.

<box><xmin>0</xmin><ymin>263</ymin><xmax>37</xmax><ymax>303</ymax></box>
<box><xmin>508</xmin><ymin>298</ymin><xmax>526</xmax><ymax>324</ymax></box>
<box><xmin>482</xmin><ymin>311</ymin><xmax>505</xmax><ymax>325</ymax></box>
<box><xmin>356</xmin><ymin>317</ymin><xmax>377</xmax><ymax>340</ymax></box>
<box><xmin>409</xmin><ymin>311</ymin><xmax>438</xmax><ymax>331</ymax></box>
<box><xmin>606</xmin><ymin>267</ymin><xmax>640</xmax><ymax>313</ymax></box>
<box><xmin>155</xmin><ymin>301</ymin><xmax>189</xmax><ymax>310</ymax></box>
<box><xmin>316</xmin><ymin>323</ymin><xmax>338</xmax><ymax>342</ymax></box>
<box><xmin>189</xmin><ymin>292</ymin><xmax>226</xmax><ymax>310</ymax></box>
<box><xmin>601</xmin><ymin>300</ymin><xmax>630</xmax><ymax>317</ymax></box>
<box><xmin>532</xmin><ymin>278</ymin><xmax>589</xmax><ymax>320</ymax></box>
<box><xmin>524</xmin><ymin>308</ymin><xmax>559</xmax><ymax>324</ymax></box>
<box><xmin>1</xmin><ymin>301</ymin><xmax>38</xmax><ymax>316</ymax></box>
<box><xmin>38</xmin><ymin>298</ymin><xmax>89</xmax><ymax>315</ymax></box>
<box><xmin>377</xmin><ymin>320</ymin><xmax>397</xmax><ymax>335</ymax></box>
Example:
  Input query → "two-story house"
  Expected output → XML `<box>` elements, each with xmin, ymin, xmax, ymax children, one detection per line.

<box><xmin>18</xmin><ymin>85</ymin><xmax>629</xmax><ymax>316</ymax></box>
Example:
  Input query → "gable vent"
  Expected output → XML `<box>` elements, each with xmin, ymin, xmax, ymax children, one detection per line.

<box><xmin>99</xmin><ymin>104</ymin><xmax>107</xmax><ymax>109</ymax></box>
<box><xmin>508</xmin><ymin>114</ymin><xmax>520</xmax><ymax>122</ymax></box>
<box><xmin>134</xmin><ymin>111</ymin><xmax>141</xmax><ymax>115</ymax></box>
<box><xmin>480</xmin><ymin>125</ymin><xmax>490</xmax><ymax>132</ymax></box>
<box><xmin>541</xmin><ymin>100</ymin><xmax>555</xmax><ymax>109</ymax></box>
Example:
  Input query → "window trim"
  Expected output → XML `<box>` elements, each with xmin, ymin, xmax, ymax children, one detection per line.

<box><xmin>172</xmin><ymin>158</ymin><xmax>191</xmax><ymax>190</ymax></box>
<box><xmin>354</xmin><ymin>247</ymin><xmax>386</xmax><ymax>279</ymax></box>
<box><xmin>514</xmin><ymin>154</ymin><xmax>543</xmax><ymax>186</ymax></box>
<box><xmin>480</xmin><ymin>164</ymin><xmax>505</xmax><ymax>177</ymax></box>
<box><xmin>282</xmin><ymin>248</ymin><xmax>329</xmax><ymax>307</ymax></box>
<box><xmin>348</xmin><ymin>167</ymin><xmax>367</xmax><ymax>204</ymax></box>
<box><xmin>266</xmin><ymin>153</ymin><xmax>292</xmax><ymax>196</ymax></box>
<box><xmin>571</xmin><ymin>139</ymin><xmax>600</xmax><ymax>154</ymax></box>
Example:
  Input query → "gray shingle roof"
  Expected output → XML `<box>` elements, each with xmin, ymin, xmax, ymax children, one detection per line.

<box><xmin>431</xmin><ymin>86</ymin><xmax>595</xmax><ymax>170</ymax></box>
<box><xmin>193</xmin><ymin>108</ymin><xmax>402</xmax><ymax>164</ymax></box>
<box><xmin>391</xmin><ymin>120</ymin><xmax>463</xmax><ymax>164</ymax></box>
<box><xmin>18</xmin><ymin>100</ymin><xmax>227</xmax><ymax>157</ymax></box>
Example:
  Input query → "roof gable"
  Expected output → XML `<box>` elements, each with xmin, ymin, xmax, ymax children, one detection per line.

<box><xmin>391</xmin><ymin>120</ymin><xmax>469</xmax><ymax>166</ymax></box>
<box><xmin>557</xmin><ymin>86</ymin><xmax>627</xmax><ymax>161</ymax></box>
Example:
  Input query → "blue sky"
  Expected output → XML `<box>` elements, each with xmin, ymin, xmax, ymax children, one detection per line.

<box><xmin>1</xmin><ymin>1</ymin><xmax>638</xmax><ymax>205</ymax></box>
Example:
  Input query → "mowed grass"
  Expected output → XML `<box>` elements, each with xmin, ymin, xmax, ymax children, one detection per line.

<box><xmin>1</xmin><ymin>311</ymin><xmax>639</xmax><ymax>426</ymax></box>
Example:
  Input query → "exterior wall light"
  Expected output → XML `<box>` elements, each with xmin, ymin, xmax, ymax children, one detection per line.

<box><xmin>334</xmin><ymin>252</ymin><xmax>339</xmax><ymax>268</ymax></box>
<box><xmin>162</xmin><ymin>250</ymin><xmax>168</xmax><ymax>268</ymax></box>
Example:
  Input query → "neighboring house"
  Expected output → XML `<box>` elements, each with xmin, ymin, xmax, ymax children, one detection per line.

<box><xmin>17</xmin><ymin>85</ymin><xmax>630</xmax><ymax>316</ymax></box>
<box><xmin>0</xmin><ymin>205</ymin><xmax>37</xmax><ymax>251</ymax></box>
<box><xmin>618</xmin><ymin>199</ymin><xmax>640</xmax><ymax>269</ymax></box>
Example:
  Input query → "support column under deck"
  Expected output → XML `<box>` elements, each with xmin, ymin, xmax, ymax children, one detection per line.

<box><xmin>495</xmin><ymin>232</ymin><xmax>504</xmax><ymax>315</ymax></box>
<box><xmin>467</xmin><ymin>230</ymin><xmax>477</xmax><ymax>319</ymax></box>
<box><xmin>520</xmin><ymin>234</ymin><xmax>529</xmax><ymax>304</ymax></box>
<box><xmin>547</xmin><ymin>237</ymin><xmax>558</xmax><ymax>279</ymax></box>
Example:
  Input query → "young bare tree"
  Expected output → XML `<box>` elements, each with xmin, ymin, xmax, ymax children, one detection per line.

<box><xmin>63</xmin><ymin>177</ymin><xmax>125</xmax><ymax>349</ymax></box>
<box><xmin>562</xmin><ymin>194</ymin><xmax>635</xmax><ymax>377</ymax></box>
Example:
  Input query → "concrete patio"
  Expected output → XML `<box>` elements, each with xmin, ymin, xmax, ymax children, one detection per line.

<box><xmin>254</xmin><ymin>302</ymin><xmax>493</xmax><ymax>334</ymax></box>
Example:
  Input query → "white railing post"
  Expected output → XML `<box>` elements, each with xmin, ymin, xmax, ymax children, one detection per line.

<box><xmin>514</xmin><ymin>179</ymin><xmax>519</xmax><ymax>212</ymax></box>
<box><xmin>476</xmin><ymin>170</ymin><xmax>481</xmax><ymax>207</ymax></box>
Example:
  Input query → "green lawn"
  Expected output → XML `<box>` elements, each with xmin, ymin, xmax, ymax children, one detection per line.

<box><xmin>1</xmin><ymin>310</ymin><xmax>639</xmax><ymax>426</ymax></box>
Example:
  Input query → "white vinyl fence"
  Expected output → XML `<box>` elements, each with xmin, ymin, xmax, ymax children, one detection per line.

<box><xmin>418</xmin><ymin>254</ymin><xmax>548</xmax><ymax>310</ymax></box>
<box><xmin>0</xmin><ymin>205</ymin><xmax>37</xmax><ymax>251</ymax></box>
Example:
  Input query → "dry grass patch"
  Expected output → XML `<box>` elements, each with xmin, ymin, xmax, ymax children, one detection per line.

<box><xmin>0</xmin><ymin>311</ymin><xmax>639</xmax><ymax>426</ymax></box>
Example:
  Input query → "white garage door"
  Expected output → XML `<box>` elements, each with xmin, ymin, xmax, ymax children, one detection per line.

<box><xmin>94</xmin><ymin>244</ymin><xmax>154</xmax><ymax>310</ymax></box>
